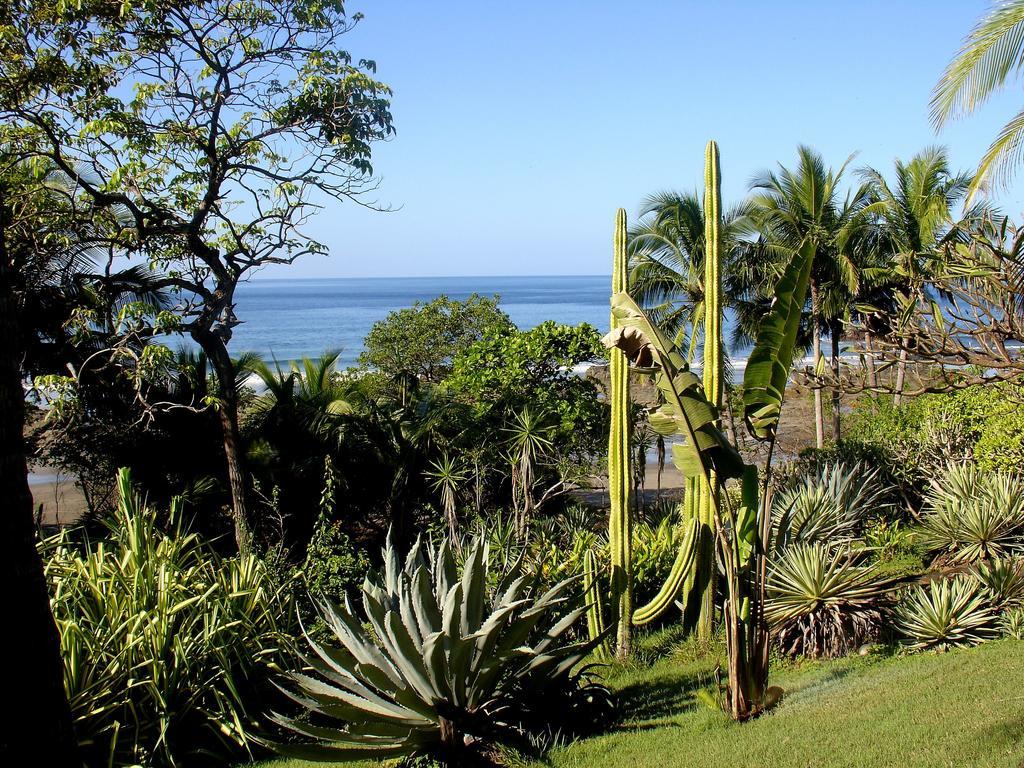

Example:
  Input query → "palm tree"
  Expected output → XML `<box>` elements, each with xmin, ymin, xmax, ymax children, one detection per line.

<box><xmin>859</xmin><ymin>147</ymin><xmax>973</xmax><ymax>403</ymax></box>
<box><xmin>629</xmin><ymin>190</ymin><xmax>751</xmax><ymax>357</ymax></box>
<box><xmin>932</xmin><ymin>0</ymin><xmax>1024</xmax><ymax>199</ymax></box>
<box><xmin>749</xmin><ymin>146</ymin><xmax>876</xmax><ymax>447</ymax></box>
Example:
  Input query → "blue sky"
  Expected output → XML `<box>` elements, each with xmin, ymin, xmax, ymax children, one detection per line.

<box><xmin>273</xmin><ymin>0</ymin><xmax>1024</xmax><ymax>278</ymax></box>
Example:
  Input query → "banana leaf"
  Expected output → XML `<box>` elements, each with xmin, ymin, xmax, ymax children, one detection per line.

<box><xmin>742</xmin><ymin>238</ymin><xmax>815</xmax><ymax>440</ymax></box>
<box><xmin>605</xmin><ymin>291</ymin><xmax>743</xmax><ymax>482</ymax></box>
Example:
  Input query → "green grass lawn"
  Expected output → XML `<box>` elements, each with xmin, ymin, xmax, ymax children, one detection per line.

<box><xmin>256</xmin><ymin>637</ymin><xmax>1024</xmax><ymax>768</ymax></box>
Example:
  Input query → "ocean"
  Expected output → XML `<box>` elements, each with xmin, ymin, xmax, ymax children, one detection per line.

<box><xmin>226</xmin><ymin>275</ymin><xmax>613</xmax><ymax>368</ymax></box>
<box><xmin>198</xmin><ymin>275</ymin><xmax>750</xmax><ymax>370</ymax></box>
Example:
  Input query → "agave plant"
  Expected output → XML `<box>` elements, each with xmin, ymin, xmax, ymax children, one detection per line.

<box><xmin>773</xmin><ymin>462</ymin><xmax>891</xmax><ymax>550</ymax></box>
<box><xmin>765</xmin><ymin>543</ymin><xmax>891</xmax><ymax>658</ymax></box>
<box><xmin>272</xmin><ymin>535</ymin><xmax>604</xmax><ymax>763</ymax></box>
<box><xmin>893</xmin><ymin>576</ymin><xmax>998</xmax><ymax>651</ymax></box>
<box><xmin>921</xmin><ymin>465</ymin><xmax>1024</xmax><ymax>563</ymax></box>
<box><xmin>973</xmin><ymin>558</ymin><xmax>1024</xmax><ymax>609</ymax></box>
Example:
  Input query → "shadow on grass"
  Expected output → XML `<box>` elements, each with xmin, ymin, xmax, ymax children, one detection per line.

<box><xmin>613</xmin><ymin>667</ymin><xmax>712</xmax><ymax>725</ymax></box>
<box><xmin>978</xmin><ymin>714</ymin><xmax>1024</xmax><ymax>755</ymax></box>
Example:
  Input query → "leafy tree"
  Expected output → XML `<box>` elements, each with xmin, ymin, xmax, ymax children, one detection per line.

<box><xmin>2</xmin><ymin>0</ymin><xmax>395</xmax><ymax>553</ymax></box>
<box><xmin>932</xmin><ymin>0</ymin><xmax>1024</xmax><ymax>198</ymax></box>
<box><xmin>360</xmin><ymin>293</ymin><xmax>512</xmax><ymax>381</ymax></box>
<box><xmin>446</xmin><ymin>320</ymin><xmax>607</xmax><ymax>460</ymax></box>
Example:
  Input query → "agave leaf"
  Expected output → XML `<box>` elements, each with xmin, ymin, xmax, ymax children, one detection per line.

<box><xmin>433</xmin><ymin>539</ymin><xmax>458</xmax><ymax>599</ymax></box>
<box><xmin>382</xmin><ymin>611</ymin><xmax>439</xmax><ymax>704</ymax></box>
<box><xmin>268</xmin><ymin>711</ymin><xmax>412</xmax><ymax>745</ymax></box>
<box><xmin>318</xmin><ymin>599</ymin><xmax>403</xmax><ymax>689</ymax></box>
<box><xmin>399</xmin><ymin>581</ymin><xmax>424</xmax><ymax>648</ymax></box>
<box><xmin>270</xmin><ymin>739</ymin><xmax>414</xmax><ymax>762</ymax></box>
<box><xmin>421</xmin><ymin>630</ymin><xmax>451</xmax><ymax>701</ymax></box>
<box><xmin>410</xmin><ymin>567</ymin><xmax>443</xmax><ymax>639</ymax></box>
<box><xmin>461</xmin><ymin>540</ymin><xmax>487</xmax><ymax>635</ymax></box>
<box><xmin>286</xmin><ymin>672</ymin><xmax>427</xmax><ymax>726</ymax></box>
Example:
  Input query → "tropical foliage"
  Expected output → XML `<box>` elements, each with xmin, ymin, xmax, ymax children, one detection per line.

<box><xmin>920</xmin><ymin>464</ymin><xmax>1024</xmax><ymax>563</ymax></box>
<box><xmin>45</xmin><ymin>469</ymin><xmax>294</xmax><ymax>767</ymax></box>
<box><xmin>272</xmin><ymin>535</ymin><xmax>605</xmax><ymax>763</ymax></box>
<box><xmin>765</xmin><ymin>543</ymin><xmax>889</xmax><ymax>659</ymax></box>
<box><xmin>932</xmin><ymin>0</ymin><xmax>1024</xmax><ymax>195</ymax></box>
<box><xmin>772</xmin><ymin>462</ymin><xmax>890</xmax><ymax>550</ymax></box>
<box><xmin>893</xmin><ymin>576</ymin><xmax>998</xmax><ymax>651</ymax></box>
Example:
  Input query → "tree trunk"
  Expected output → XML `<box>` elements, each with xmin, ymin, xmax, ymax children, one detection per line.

<box><xmin>893</xmin><ymin>346</ymin><xmax>908</xmax><ymax>407</ymax></box>
<box><xmin>0</xmin><ymin>193</ymin><xmax>80</xmax><ymax>765</ymax></box>
<box><xmin>193</xmin><ymin>330</ymin><xmax>254</xmax><ymax>554</ymax></box>
<box><xmin>830</xmin><ymin>319</ymin><xmax>842</xmax><ymax>441</ymax></box>
<box><xmin>864</xmin><ymin>331</ymin><xmax>878</xmax><ymax>389</ymax></box>
<box><xmin>810</xmin><ymin>281</ymin><xmax>824</xmax><ymax>449</ymax></box>
<box><xmin>655</xmin><ymin>436</ymin><xmax>664</xmax><ymax>500</ymax></box>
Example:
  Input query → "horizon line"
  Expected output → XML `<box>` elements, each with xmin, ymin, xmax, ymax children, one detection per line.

<box><xmin>245</xmin><ymin>273</ymin><xmax>610</xmax><ymax>281</ymax></box>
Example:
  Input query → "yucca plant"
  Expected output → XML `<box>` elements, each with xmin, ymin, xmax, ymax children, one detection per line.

<box><xmin>773</xmin><ymin>462</ymin><xmax>891</xmax><ymax>550</ymax></box>
<box><xmin>973</xmin><ymin>558</ymin><xmax>1024</xmax><ymax>609</ymax></box>
<box><xmin>1001</xmin><ymin>607</ymin><xmax>1024</xmax><ymax>640</ymax></box>
<box><xmin>272</xmin><ymin>535</ymin><xmax>605</xmax><ymax>764</ymax></box>
<box><xmin>921</xmin><ymin>464</ymin><xmax>1024</xmax><ymax>563</ymax></box>
<box><xmin>45</xmin><ymin>468</ymin><xmax>294</xmax><ymax>767</ymax></box>
<box><xmin>893</xmin><ymin>576</ymin><xmax>998</xmax><ymax>651</ymax></box>
<box><xmin>765</xmin><ymin>543</ymin><xmax>891</xmax><ymax>658</ymax></box>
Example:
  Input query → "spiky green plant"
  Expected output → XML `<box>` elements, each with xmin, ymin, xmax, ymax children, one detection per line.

<box><xmin>1000</xmin><ymin>606</ymin><xmax>1024</xmax><ymax>639</ymax></box>
<box><xmin>608</xmin><ymin>207</ymin><xmax>633</xmax><ymax>659</ymax></box>
<box><xmin>920</xmin><ymin>464</ymin><xmax>1024</xmax><ymax>563</ymax></box>
<box><xmin>46</xmin><ymin>469</ymin><xmax>293</xmax><ymax>767</ymax></box>
<box><xmin>765</xmin><ymin>543</ymin><xmax>890</xmax><ymax>659</ymax></box>
<box><xmin>773</xmin><ymin>461</ymin><xmax>891</xmax><ymax>550</ymax></box>
<box><xmin>894</xmin><ymin>576</ymin><xmax>998</xmax><ymax>651</ymax></box>
<box><xmin>272</xmin><ymin>535</ymin><xmax>602</xmax><ymax>763</ymax></box>
<box><xmin>426</xmin><ymin>452</ymin><xmax>469</xmax><ymax>550</ymax></box>
<box><xmin>973</xmin><ymin>558</ymin><xmax>1024</xmax><ymax>608</ymax></box>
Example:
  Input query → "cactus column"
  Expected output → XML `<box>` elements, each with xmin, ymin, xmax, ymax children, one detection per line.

<box><xmin>609</xmin><ymin>208</ymin><xmax>633</xmax><ymax>660</ymax></box>
<box><xmin>695</xmin><ymin>140</ymin><xmax>725</xmax><ymax>639</ymax></box>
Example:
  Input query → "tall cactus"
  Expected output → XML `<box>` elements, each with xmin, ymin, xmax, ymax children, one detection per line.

<box><xmin>695</xmin><ymin>139</ymin><xmax>725</xmax><ymax>639</ymax></box>
<box><xmin>583</xmin><ymin>548</ymin><xmax>611</xmax><ymax>659</ymax></box>
<box><xmin>608</xmin><ymin>207</ymin><xmax>633</xmax><ymax>660</ymax></box>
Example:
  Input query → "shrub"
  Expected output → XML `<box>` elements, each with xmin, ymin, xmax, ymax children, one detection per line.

<box><xmin>272</xmin><ymin>534</ymin><xmax>606</xmax><ymax>764</ymax></box>
<box><xmin>920</xmin><ymin>465</ymin><xmax>1024</xmax><ymax>563</ymax></box>
<box><xmin>772</xmin><ymin>461</ymin><xmax>891</xmax><ymax>550</ymax></box>
<box><xmin>529</xmin><ymin>505</ymin><xmax>683</xmax><ymax>607</ymax></box>
<box><xmin>863</xmin><ymin>519</ymin><xmax>917</xmax><ymax>562</ymax></box>
<box><xmin>46</xmin><ymin>469</ymin><xmax>294</xmax><ymax>767</ymax></box>
<box><xmin>765</xmin><ymin>543</ymin><xmax>890</xmax><ymax>659</ymax></box>
<box><xmin>845</xmin><ymin>384</ymin><xmax>1024</xmax><ymax>504</ymax></box>
<box><xmin>893</xmin><ymin>576</ymin><xmax>998</xmax><ymax>651</ymax></box>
